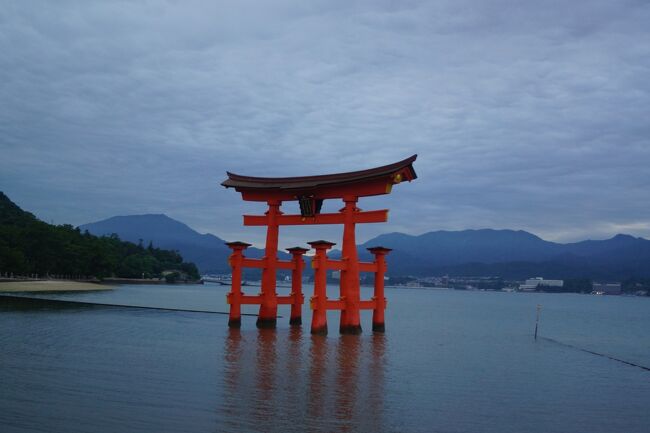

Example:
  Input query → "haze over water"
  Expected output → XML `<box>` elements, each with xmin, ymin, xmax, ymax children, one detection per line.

<box><xmin>1</xmin><ymin>284</ymin><xmax>648</xmax><ymax>433</ymax></box>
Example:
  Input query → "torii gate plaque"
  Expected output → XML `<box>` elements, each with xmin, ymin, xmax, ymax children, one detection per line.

<box><xmin>222</xmin><ymin>154</ymin><xmax>417</xmax><ymax>334</ymax></box>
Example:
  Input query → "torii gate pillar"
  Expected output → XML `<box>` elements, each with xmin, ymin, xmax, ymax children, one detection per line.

<box><xmin>257</xmin><ymin>200</ymin><xmax>281</xmax><ymax>328</ymax></box>
<box><xmin>339</xmin><ymin>196</ymin><xmax>362</xmax><ymax>334</ymax></box>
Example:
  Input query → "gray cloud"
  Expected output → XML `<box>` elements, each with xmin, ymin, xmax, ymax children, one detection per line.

<box><xmin>1</xmin><ymin>0</ymin><xmax>649</xmax><ymax>248</ymax></box>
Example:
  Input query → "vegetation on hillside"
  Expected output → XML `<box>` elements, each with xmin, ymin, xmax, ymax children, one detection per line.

<box><xmin>0</xmin><ymin>192</ymin><xmax>199</xmax><ymax>280</ymax></box>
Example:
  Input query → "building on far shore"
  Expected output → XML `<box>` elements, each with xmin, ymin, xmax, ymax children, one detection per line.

<box><xmin>519</xmin><ymin>277</ymin><xmax>564</xmax><ymax>291</ymax></box>
<box><xmin>591</xmin><ymin>282</ymin><xmax>622</xmax><ymax>295</ymax></box>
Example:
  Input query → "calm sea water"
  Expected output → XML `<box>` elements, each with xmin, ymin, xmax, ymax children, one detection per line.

<box><xmin>1</xmin><ymin>284</ymin><xmax>648</xmax><ymax>433</ymax></box>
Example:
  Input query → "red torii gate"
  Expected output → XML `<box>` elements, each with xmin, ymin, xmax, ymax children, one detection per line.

<box><xmin>222</xmin><ymin>154</ymin><xmax>417</xmax><ymax>334</ymax></box>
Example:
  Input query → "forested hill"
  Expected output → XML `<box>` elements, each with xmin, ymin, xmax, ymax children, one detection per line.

<box><xmin>358</xmin><ymin>229</ymin><xmax>650</xmax><ymax>279</ymax></box>
<box><xmin>0</xmin><ymin>192</ymin><xmax>199</xmax><ymax>280</ymax></box>
<box><xmin>80</xmin><ymin>214</ymin><xmax>275</xmax><ymax>274</ymax></box>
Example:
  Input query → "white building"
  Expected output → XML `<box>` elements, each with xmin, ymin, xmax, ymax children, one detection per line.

<box><xmin>519</xmin><ymin>277</ymin><xmax>563</xmax><ymax>291</ymax></box>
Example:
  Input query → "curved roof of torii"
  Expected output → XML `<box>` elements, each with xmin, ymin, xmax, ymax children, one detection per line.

<box><xmin>221</xmin><ymin>154</ymin><xmax>417</xmax><ymax>198</ymax></box>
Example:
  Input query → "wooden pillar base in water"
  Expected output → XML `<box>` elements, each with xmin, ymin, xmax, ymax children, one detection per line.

<box><xmin>340</xmin><ymin>324</ymin><xmax>363</xmax><ymax>335</ymax></box>
<box><xmin>256</xmin><ymin>316</ymin><xmax>277</xmax><ymax>329</ymax></box>
<box><xmin>311</xmin><ymin>324</ymin><xmax>328</xmax><ymax>336</ymax></box>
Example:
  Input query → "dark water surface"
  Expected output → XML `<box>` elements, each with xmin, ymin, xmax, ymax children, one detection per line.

<box><xmin>1</xmin><ymin>284</ymin><xmax>648</xmax><ymax>433</ymax></box>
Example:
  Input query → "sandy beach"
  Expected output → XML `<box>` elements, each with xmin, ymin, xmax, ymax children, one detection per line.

<box><xmin>0</xmin><ymin>280</ymin><xmax>111</xmax><ymax>292</ymax></box>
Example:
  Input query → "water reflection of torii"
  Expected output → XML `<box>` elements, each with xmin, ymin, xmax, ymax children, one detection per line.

<box><xmin>221</xmin><ymin>155</ymin><xmax>417</xmax><ymax>334</ymax></box>
<box><xmin>222</xmin><ymin>328</ymin><xmax>387</xmax><ymax>433</ymax></box>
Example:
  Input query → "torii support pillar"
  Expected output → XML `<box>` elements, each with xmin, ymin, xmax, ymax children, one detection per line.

<box><xmin>309</xmin><ymin>240</ymin><xmax>335</xmax><ymax>335</ymax></box>
<box><xmin>286</xmin><ymin>246</ymin><xmax>308</xmax><ymax>325</ymax></box>
<box><xmin>368</xmin><ymin>247</ymin><xmax>391</xmax><ymax>332</ymax></box>
<box><xmin>226</xmin><ymin>241</ymin><xmax>251</xmax><ymax>328</ymax></box>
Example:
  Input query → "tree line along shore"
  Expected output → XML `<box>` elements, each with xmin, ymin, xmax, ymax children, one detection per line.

<box><xmin>0</xmin><ymin>192</ymin><xmax>200</xmax><ymax>286</ymax></box>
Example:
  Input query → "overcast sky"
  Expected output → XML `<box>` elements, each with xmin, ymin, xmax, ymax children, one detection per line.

<box><xmin>1</xmin><ymin>0</ymin><xmax>649</xmax><ymax>248</ymax></box>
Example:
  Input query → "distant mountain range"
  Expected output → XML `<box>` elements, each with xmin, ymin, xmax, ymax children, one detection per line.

<box><xmin>80</xmin><ymin>214</ymin><xmax>650</xmax><ymax>280</ymax></box>
<box><xmin>80</xmin><ymin>214</ymin><xmax>266</xmax><ymax>275</ymax></box>
<box><xmin>356</xmin><ymin>230</ymin><xmax>650</xmax><ymax>279</ymax></box>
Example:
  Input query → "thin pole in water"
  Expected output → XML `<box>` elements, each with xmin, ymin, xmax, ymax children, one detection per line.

<box><xmin>534</xmin><ymin>304</ymin><xmax>542</xmax><ymax>340</ymax></box>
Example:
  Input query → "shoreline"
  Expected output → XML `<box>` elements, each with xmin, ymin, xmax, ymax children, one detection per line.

<box><xmin>0</xmin><ymin>280</ymin><xmax>111</xmax><ymax>292</ymax></box>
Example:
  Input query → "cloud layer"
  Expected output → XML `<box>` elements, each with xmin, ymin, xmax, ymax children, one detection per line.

<box><xmin>1</xmin><ymin>0</ymin><xmax>649</xmax><ymax>247</ymax></box>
